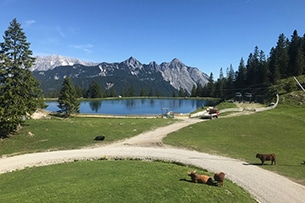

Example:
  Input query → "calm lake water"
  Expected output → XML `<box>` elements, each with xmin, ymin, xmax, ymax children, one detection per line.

<box><xmin>45</xmin><ymin>98</ymin><xmax>214</xmax><ymax>115</ymax></box>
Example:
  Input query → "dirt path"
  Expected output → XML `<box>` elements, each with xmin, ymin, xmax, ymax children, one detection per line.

<box><xmin>1</xmin><ymin>116</ymin><xmax>305</xmax><ymax>202</ymax></box>
<box><xmin>109</xmin><ymin>118</ymin><xmax>202</xmax><ymax>147</ymax></box>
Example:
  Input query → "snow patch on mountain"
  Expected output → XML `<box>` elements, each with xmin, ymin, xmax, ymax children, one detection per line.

<box><xmin>98</xmin><ymin>65</ymin><xmax>106</xmax><ymax>76</ymax></box>
<box><xmin>31</xmin><ymin>55</ymin><xmax>98</xmax><ymax>71</ymax></box>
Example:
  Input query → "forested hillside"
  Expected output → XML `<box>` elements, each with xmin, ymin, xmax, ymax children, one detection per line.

<box><xmin>191</xmin><ymin>30</ymin><xmax>305</xmax><ymax>102</ymax></box>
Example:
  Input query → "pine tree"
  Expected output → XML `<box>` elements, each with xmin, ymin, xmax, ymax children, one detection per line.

<box><xmin>235</xmin><ymin>58</ymin><xmax>247</xmax><ymax>88</ymax></box>
<box><xmin>258</xmin><ymin>50</ymin><xmax>270</xmax><ymax>85</ymax></box>
<box><xmin>123</xmin><ymin>86</ymin><xmax>134</xmax><ymax>97</ymax></box>
<box><xmin>289</xmin><ymin>30</ymin><xmax>304</xmax><ymax>76</ymax></box>
<box><xmin>86</xmin><ymin>80</ymin><xmax>103</xmax><ymax>98</ymax></box>
<box><xmin>0</xmin><ymin>18</ymin><xmax>43</xmax><ymax>137</ymax></box>
<box><xmin>277</xmin><ymin>34</ymin><xmax>289</xmax><ymax>78</ymax></box>
<box><xmin>184</xmin><ymin>89</ymin><xmax>189</xmax><ymax>97</ymax></box>
<box><xmin>268</xmin><ymin>33</ymin><xmax>289</xmax><ymax>82</ymax></box>
<box><xmin>109</xmin><ymin>87</ymin><xmax>117</xmax><ymax>97</ymax></box>
<box><xmin>172</xmin><ymin>90</ymin><xmax>176</xmax><ymax>97</ymax></box>
<box><xmin>206</xmin><ymin>72</ymin><xmax>215</xmax><ymax>97</ymax></box>
<box><xmin>74</xmin><ymin>85</ymin><xmax>85</xmax><ymax>98</ymax></box>
<box><xmin>268</xmin><ymin>47</ymin><xmax>281</xmax><ymax>83</ymax></box>
<box><xmin>225</xmin><ymin>65</ymin><xmax>235</xmax><ymax>98</ymax></box>
<box><xmin>293</xmin><ymin>46</ymin><xmax>305</xmax><ymax>76</ymax></box>
<box><xmin>148</xmin><ymin>87</ymin><xmax>154</xmax><ymax>97</ymax></box>
<box><xmin>57</xmin><ymin>77</ymin><xmax>80</xmax><ymax>117</ymax></box>
<box><xmin>246</xmin><ymin>47</ymin><xmax>260</xmax><ymax>86</ymax></box>
<box><xmin>140</xmin><ymin>86</ymin><xmax>146</xmax><ymax>96</ymax></box>
<box><xmin>178</xmin><ymin>87</ymin><xmax>185</xmax><ymax>97</ymax></box>
<box><xmin>215</xmin><ymin>68</ymin><xmax>225</xmax><ymax>98</ymax></box>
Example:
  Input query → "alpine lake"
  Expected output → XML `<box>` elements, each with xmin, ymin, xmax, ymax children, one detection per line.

<box><xmin>45</xmin><ymin>98</ymin><xmax>218</xmax><ymax>116</ymax></box>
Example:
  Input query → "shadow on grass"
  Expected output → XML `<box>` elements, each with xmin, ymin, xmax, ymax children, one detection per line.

<box><xmin>243</xmin><ymin>162</ymin><xmax>305</xmax><ymax>167</ymax></box>
<box><xmin>243</xmin><ymin>162</ymin><xmax>266</xmax><ymax>166</ymax></box>
<box><xmin>179</xmin><ymin>178</ymin><xmax>218</xmax><ymax>186</ymax></box>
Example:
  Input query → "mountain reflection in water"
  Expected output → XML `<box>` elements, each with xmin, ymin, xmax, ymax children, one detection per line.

<box><xmin>45</xmin><ymin>98</ymin><xmax>216</xmax><ymax>115</ymax></box>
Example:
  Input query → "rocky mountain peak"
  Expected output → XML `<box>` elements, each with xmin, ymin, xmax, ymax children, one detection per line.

<box><xmin>169</xmin><ymin>58</ymin><xmax>185</xmax><ymax>69</ymax></box>
<box><xmin>123</xmin><ymin>56</ymin><xmax>142</xmax><ymax>68</ymax></box>
<box><xmin>31</xmin><ymin>55</ymin><xmax>209</xmax><ymax>95</ymax></box>
<box><xmin>171</xmin><ymin>58</ymin><xmax>182</xmax><ymax>64</ymax></box>
<box><xmin>148</xmin><ymin>61</ymin><xmax>159</xmax><ymax>67</ymax></box>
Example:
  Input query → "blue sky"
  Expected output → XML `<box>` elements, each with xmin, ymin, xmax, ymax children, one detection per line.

<box><xmin>1</xmin><ymin>0</ymin><xmax>305</xmax><ymax>77</ymax></box>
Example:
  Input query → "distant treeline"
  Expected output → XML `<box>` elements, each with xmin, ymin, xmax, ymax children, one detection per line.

<box><xmin>191</xmin><ymin>30</ymin><xmax>305</xmax><ymax>102</ymax></box>
<box><xmin>44</xmin><ymin>80</ymin><xmax>185</xmax><ymax>99</ymax></box>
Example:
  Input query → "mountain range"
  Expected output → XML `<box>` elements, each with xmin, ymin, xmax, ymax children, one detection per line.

<box><xmin>31</xmin><ymin>55</ymin><xmax>209</xmax><ymax>97</ymax></box>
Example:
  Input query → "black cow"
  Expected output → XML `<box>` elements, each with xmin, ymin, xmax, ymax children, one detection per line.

<box><xmin>94</xmin><ymin>135</ymin><xmax>105</xmax><ymax>141</ymax></box>
<box><xmin>256</xmin><ymin>153</ymin><xmax>276</xmax><ymax>165</ymax></box>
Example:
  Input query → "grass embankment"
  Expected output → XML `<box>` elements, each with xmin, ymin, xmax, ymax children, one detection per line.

<box><xmin>164</xmin><ymin>104</ymin><xmax>305</xmax><ymax>185</ymax></box>
<box><xmin>0</xmin><ymin>115</ymin><xmax>256</xmax><ymax>202</ymax></box>
<box><xmin>0</xmin><ymin>117</ymin><xmax>176</xmax><ymax>157</ymax></box>
<box><xmin>0</xmin><ymin>160</ymin><xmax>256</xmax><ymax>203</ymax></box>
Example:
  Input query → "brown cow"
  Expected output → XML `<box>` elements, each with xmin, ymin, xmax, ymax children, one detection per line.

<box><xmin>188</xmin><ymin>171</ymin><xmax>212</xmax><ymax>184</ymax></box>
<box><xmin>256</xmin><ymin>153</ymin><xmax>276</xmax><ymax>165</ymax></box>
<box><xmin>214</xmin><ymin>172</ymin><xmax>225</xmax><ymax>186</ymax></box>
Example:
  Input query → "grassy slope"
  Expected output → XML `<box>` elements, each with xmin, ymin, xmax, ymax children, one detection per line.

<box><xmin>0</xmin><ymin>160</ymin><xmax>256</xmax><ymax>203</ymax></box>
<box><xmin>1</xmin><ymin>91</ymin><xmax>304</xmax><ymax>201</ymax></box>
<box><xmin>0</xmin><ymin>113</ymin><xmax>257</xmax><ymax>202</ymax></box>
<box><xmin>164</xmin><ymin>104</ymin><xmax>305</xmax><ymax>185</ymax></box>
<box><xmin>0</xmin><ymin>117</ymin><xmax>176</xmax><ymax>157</ymax></box>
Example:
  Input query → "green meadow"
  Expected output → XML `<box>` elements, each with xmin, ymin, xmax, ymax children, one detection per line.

<box><xmin>0</xmin><ymin>160</ymin><xmax>256</xmax><ymax>203</ymax></box>
<box><xmin>0</xmin><ymin>117</ymin><xmax>175</xmax><ymax>157</ymax></box>
<box><xmin>164</xmin><ymin>104</ymin><xmax>305</xmax><ymax>185</ymax></box>
<box><xmin>1</xmin><ymin>100</ymin><xmax>305</xmax><ymax>202</ymax></box>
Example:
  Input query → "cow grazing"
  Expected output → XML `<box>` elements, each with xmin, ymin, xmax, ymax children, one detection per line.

<box><xmin>94</xmin><ymin>135</ymin><xmax>105</xmax><ymax>141</ymax></box>
<box><xmin>256</xmin><ymin>153</ymin><xmax>276</xmax><ymax>165</ymax></box>
<box><xmin>188</xmin><ymin>171</ymin><xmax>213</xmax><ymax>184</ymax></box>
<box><xmin>214</xmin><ymin>172</ymin><xmax>225</xmax><ymax>186</ymax></box>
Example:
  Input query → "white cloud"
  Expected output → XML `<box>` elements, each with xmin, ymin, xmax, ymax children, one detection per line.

<box><xmin>69</xmin><ymin>44</ymin><xmax>93</xmax><ymax>53</ymax></box>
<box><xmin>56</xmin><ymin>27</ymin><xmax>66</xmax><ymax>38</ymax></box>
<box><xmin>24</xmin><ymin>20</ymin><xmax>36</xmax><ymax>27</ymax></box>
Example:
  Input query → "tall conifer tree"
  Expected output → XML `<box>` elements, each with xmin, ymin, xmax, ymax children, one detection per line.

<box><xmin>215</xmin><ymin>68</ymin><xmax>225</xmax><ymax>99</ymax></box>
<box><xmin>86</xmin><ymin>80</ymin><xmax>103</xmax><ymax>98</ymax></box>
<box><xmin>57</xmin><ymin>77</ymin><xmax>80</xmax><ymax>117</ymax></box>
<box><xmin>258</xmin><ymin>50</ymin><xmax>269</xmax><ymax>85</ymax></box>
<box><xmin>225</xmin><ymin>64</ymin><xmax>235</xmax><ymax>97</ymax></box>
<box><xmin>206</xmin><ymin>72</ymin><xmax>215</xmax><ymax>97</ymax></box>
<box><xmin>268</xmin><ymin>47</ymin><xmax>281</xmax><ymax>83</ymax></box>
<box><xmin>235</xmin><ymin>58</ymin><xmax>247</xmax><ymax>88</ymax></box>
<box><xmin>277</xmin><ymin>34</ymin><xmax>290</xmax><ymax>78</ymax></box>
<box><xmin>289</xmin><ymin>30</ymin><xmax>304</xmax><ymax>76</ymax></box>
<box><xmin>268</xmin><ymin>34</ymin><xmax>289</xmax><ymax>83</ymax></box>
<box><xmin>0</xmin><ymin>18</ymin><xmax>43</xmax><ymax>137</ymax></box>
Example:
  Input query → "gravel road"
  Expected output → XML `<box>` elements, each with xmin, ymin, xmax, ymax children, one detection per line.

<box><xmin>1</xmin><ymin>117</ymin><xmax>305</xmax><ymax>203</ymax></box>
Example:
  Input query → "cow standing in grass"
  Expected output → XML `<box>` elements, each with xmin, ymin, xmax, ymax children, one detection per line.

<box><xmin>256</xmin><ymin>153</ymin><xmax>276</xmax><ymax>165</ymax></box>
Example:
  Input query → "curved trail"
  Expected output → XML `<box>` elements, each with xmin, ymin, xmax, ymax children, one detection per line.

<box><xmin>1</xmin><ymin>117</ymin><xmax>305</xmax><ymax>203</ymax></box>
